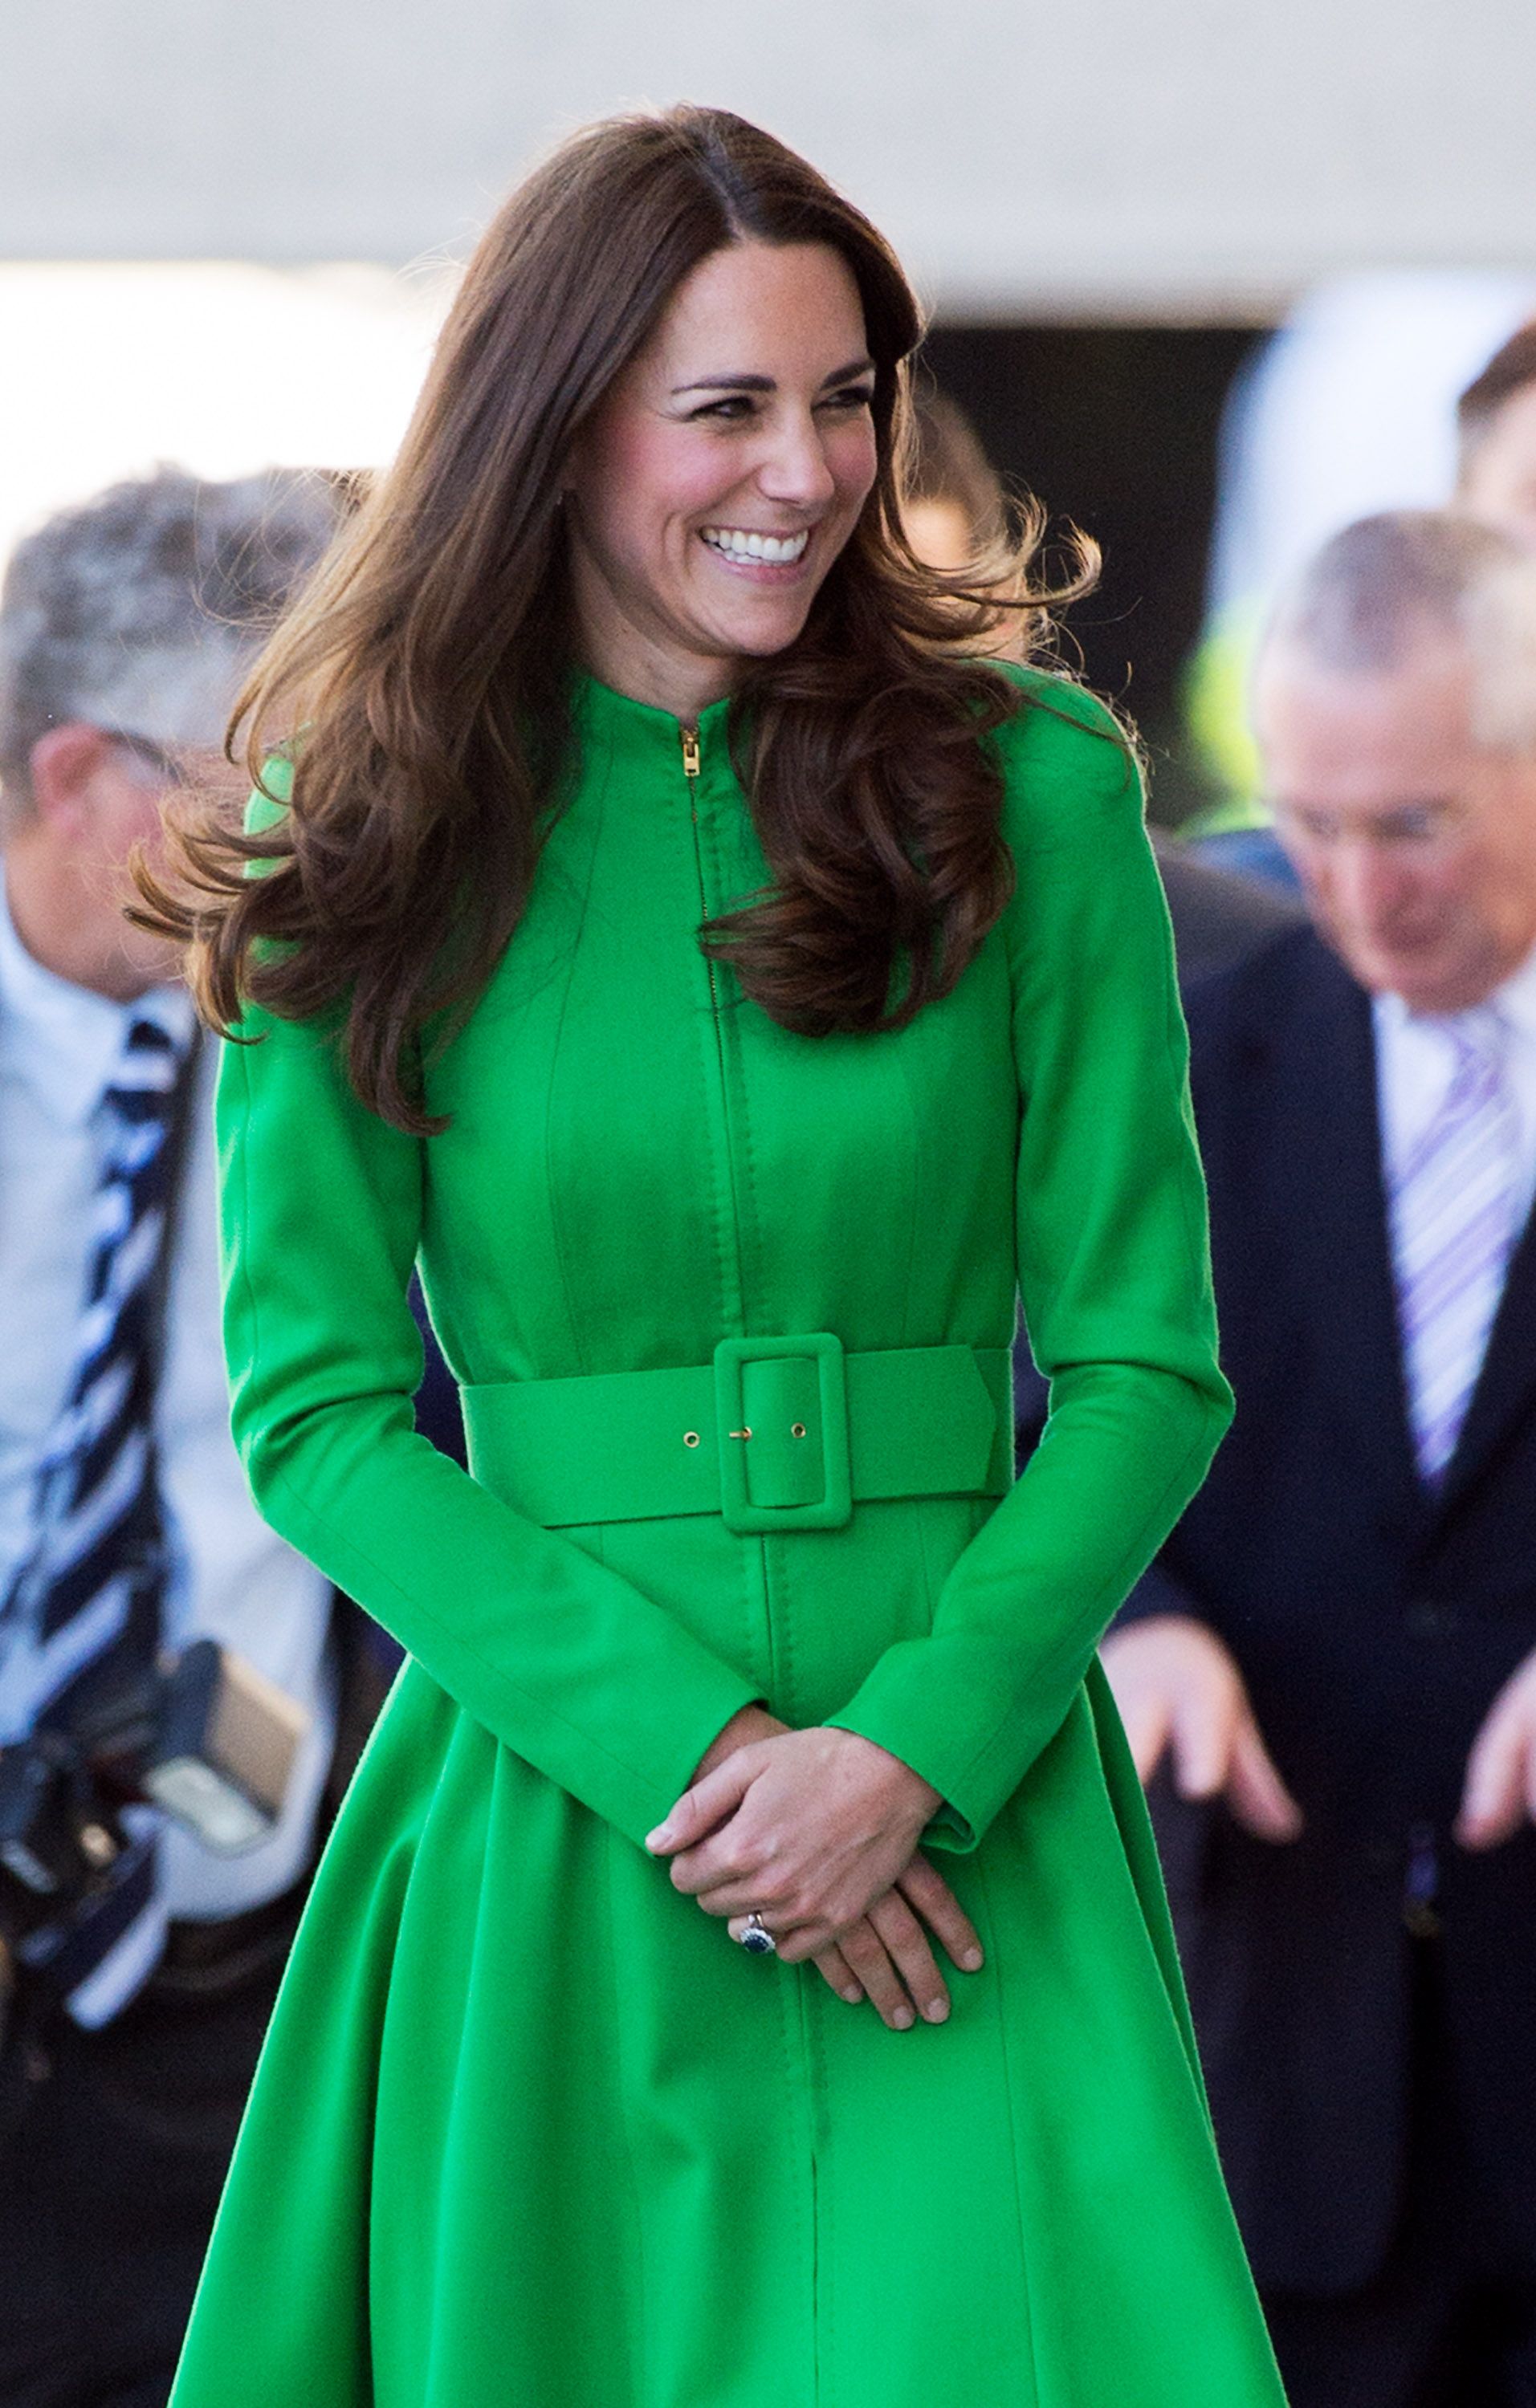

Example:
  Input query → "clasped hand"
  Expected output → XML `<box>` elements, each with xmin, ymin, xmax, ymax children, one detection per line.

<box><xmin>646</xmin><ymin>1708</ymin><xmax>984</xmax><ymax>2031</ymax></box>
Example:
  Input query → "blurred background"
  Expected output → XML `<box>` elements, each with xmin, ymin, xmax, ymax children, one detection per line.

<box><xmin>3</xmin><ymin>0</ymin><xmax>1536</xmax><ymax>824</ymax></box>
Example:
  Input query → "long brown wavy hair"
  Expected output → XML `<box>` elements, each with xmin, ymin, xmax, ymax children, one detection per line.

<box><xmin>136</xmin><ymin>106</ymin><xmax>1094</xmax><ymax>1135</ymax></box>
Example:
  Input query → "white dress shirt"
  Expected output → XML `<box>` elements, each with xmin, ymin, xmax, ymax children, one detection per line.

<box><xmin>1373</xmin><ymin>944</ymin><xmax>1536</xmax><ymax>1233</ymax></box>
<box><xmin>0</xmin><ymin>869</ymin><xmax>334</xmax><ymax>1927</ymax></box>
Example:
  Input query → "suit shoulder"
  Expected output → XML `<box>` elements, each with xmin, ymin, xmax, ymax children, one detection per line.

<box><xmin>1183</xmin><ymin>920</ymin><xmax>1345</xmax><ymax>1054</ymax></box>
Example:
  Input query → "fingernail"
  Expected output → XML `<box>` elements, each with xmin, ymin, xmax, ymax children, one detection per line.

<box><xmin>923</xmin><ymin>1999</ymin><xmax>949</xmax><ymax>2023</ymax></box>
<box><xmin>841</xmin><ymin>1987</ymin><xmax>862</xmax><ymax>2004</ymax></box>
<box><xmin>961</xmin><ymin>1948</ymin><xmax>984</xmax><ymax>1971</ymax></box>
<box><xmin>893</xmin><ymin>2007</ymin><xmax>915</xmax><ymax>2030</ymax></box>
<box><xmin>644</xmin><ymin>1825</ymin><xmax>670</xmax><ymax>1851</ymax></box>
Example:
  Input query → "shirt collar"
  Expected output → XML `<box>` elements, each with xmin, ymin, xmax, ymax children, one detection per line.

<box><xmin>1491</xmin><ymin>938</ymin><xmax>1536</xmax><ymax>1052</ymax></box>
<box><xmin>0</xmin><ymin>863</ymin><xmax>193</xmax><ymax>1129</ymax></box>
<box><xmin>1375</xmin><ymin>939</ymin><xmax>1536</xmax><ymax>1054</ymax></box>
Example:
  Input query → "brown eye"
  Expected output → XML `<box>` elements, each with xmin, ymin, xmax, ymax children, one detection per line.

<box><xmin>693</xmin><ymin>397</ymin><xmax>756</xmax><ymax>422</ymax></box>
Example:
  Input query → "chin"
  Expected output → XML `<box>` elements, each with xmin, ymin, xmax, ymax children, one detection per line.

<box><xmin>723</xmin><ymin>607</ymin><xmax>817</xmax><ymax>661</ymax></box>
<box><xmin>1386</xmin><ymin>966</ymin><xmax>1469</xmax><ymax>1013</ymax></box>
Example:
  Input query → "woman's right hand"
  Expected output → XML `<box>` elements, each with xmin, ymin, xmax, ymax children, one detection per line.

<box><xmin>679</xmin><ymin>1706</ymin><xmax>984</xmax><ymax>2028</ymax></box>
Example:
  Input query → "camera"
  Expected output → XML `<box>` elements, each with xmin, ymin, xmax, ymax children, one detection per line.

<box><xmin>0</xmin><ymin>1641</ymin><xmax>311</xmax><ymax>1946</ymax></box>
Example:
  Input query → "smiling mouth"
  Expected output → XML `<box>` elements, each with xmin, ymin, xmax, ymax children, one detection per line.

<box><xmin>699</xmin><ymin>525</ymin><xmax>811</xmax><ymax>567</ymax></box>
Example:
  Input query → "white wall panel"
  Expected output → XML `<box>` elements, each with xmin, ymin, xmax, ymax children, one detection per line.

<box><xmin>2</xmin><ymin>0</ymin><xmax>1534</xmax><ymax>314</ymax></box>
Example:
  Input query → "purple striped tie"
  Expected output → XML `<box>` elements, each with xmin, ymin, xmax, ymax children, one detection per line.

<box><xmin>1389</xmin><ymin>1008</ymin><xmax>1522</xmax><ymax>1481</ymax></box>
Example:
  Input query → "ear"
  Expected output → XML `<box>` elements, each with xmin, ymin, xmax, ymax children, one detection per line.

<box><xmin>26</xmin><ymin>722</ymin><xmax>122</xmax><ymax>836</ymax></box>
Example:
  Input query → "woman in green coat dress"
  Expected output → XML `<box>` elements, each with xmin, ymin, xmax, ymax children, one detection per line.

<box><xmin>150</xmin><ymin>104</ymin><xmax>1286</xmax><ymax>2408</ymax></box>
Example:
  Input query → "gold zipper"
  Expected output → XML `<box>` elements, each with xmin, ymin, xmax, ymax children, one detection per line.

<box><xmin>678</xmin><ymin>718</ymin><xmax>770</xmax><ymax>1682</ymax></box>
<box><xmin>679</xmin><ymin>719</ymin><xmax>736</xmax><ymax>1235</ymax></box>
<box><xmin>680</xmin><ymin>723</ymin><xmax>711</xmax><ymax>962</ymax></box>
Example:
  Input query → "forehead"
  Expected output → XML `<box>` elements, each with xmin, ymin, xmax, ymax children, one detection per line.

<box><xmin>1475</xmin><ymin>379</ymin><xmax>1536</xmax><ymax>470</ymax></box>
<box><xmin>1254</xmin><ymin>641</ymin><xmax>1480</xmax><ymax>807</ymax></box>
<box><xmin>638</xmin><ymin>241</ymin><xmax>868</xmax><ymax>379</ymax></box>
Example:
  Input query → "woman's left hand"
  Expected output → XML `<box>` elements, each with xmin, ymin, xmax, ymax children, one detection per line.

<box><xmin>646</xmin><ymin>1725</ymin><xmax>943</xmax><ymax>1960</ymax></box>
<box><xmin>796</xmin><ymin>1853</ymin><xmax>985</xmax><ymax>2029</ymax></box>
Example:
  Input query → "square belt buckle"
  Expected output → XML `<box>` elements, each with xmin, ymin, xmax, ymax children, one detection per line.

<box><xmin>713</xmin><ymin>1333</ymin><xmax>852</xmax><ymax>1535</ymax></box>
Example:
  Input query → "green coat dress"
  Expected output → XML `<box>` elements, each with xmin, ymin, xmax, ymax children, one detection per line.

<box><xmin>169</xmin><ymin>665</ymin><xmax>1285</xmax><ymax>2408</ymax></box>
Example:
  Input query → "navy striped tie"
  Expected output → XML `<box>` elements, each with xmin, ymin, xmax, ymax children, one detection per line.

<box><xmin>0</xmin><ymin>1013</ymin><xmax>187</xmax><ymax>2017</ymax></box>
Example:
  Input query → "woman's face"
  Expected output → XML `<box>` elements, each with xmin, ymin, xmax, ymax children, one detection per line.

<box><xmin>564</xmin><ymin>239</ymin><xmax>879</xmax><ymax>717</ymax></box>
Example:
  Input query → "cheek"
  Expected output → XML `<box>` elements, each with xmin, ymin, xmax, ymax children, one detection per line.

<box><xmin>1421</xmin><ymin>857</ymin><xmax>1483</xmax><ymax>929</ymax></box>
<box><xmin>96</xmin><ymin>790</ymin><xmax>169</xmax><ymax>872</ymax></box>
<box><xmin>829</xmin><ymin>418</ymin><xmax>878</xmax><ymax>511</ymax></box>
<box><xmin>582</xmin><ymin>417</ymin><xmax>731</xmax><ymax>565</ymax></box>
<box><xmin>1281</xmin><ymin>840</ymin><xmax>1330</xmax><ymax>906</ymax></box>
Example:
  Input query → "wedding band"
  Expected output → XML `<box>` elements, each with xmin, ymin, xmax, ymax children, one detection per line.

<box><xmin>739</xmin><ymin>1913</ymin><xmax>776</xmax><ymax>1956</ymax></box>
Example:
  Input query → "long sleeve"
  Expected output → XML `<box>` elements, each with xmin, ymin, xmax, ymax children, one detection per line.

<box><xmin>216</xmin><ymin>1007</ymin><xmax>760</xmax><ymax>1849</ymax></box>
<box><xmin>828</xmin><ymin>683</ymin><xmax>1233</xmax><ymax>1846</ymax></box>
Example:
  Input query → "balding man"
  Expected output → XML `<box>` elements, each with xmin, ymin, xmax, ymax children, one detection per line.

<box><xmin>1102</xmin><ymin>512</ymin><xmax>1536</xmax><ymax>2408</ymax></box>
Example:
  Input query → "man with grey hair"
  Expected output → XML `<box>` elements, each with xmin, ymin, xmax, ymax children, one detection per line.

<box><xmin>1095</xmin><ymin>510</ymin><xmax>1536</xmax><ymax>2405</ymax></box>
<box><xmin>0</xmin><ymin>466</ymin><xmax>340</xmax><ymax>2406</ymax></box>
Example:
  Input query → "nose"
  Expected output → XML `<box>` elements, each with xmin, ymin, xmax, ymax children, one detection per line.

<box><xmin>1329</xmin><ymin>836</ymin><xmax>1411</xmax><ymax>946</ymax></box>
<box><xmin>756</xmin><ymin>406</ymin><xmax>838</xmax><ymax>511</ymax></box>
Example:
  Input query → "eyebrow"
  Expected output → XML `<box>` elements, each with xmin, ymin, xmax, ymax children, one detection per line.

<box><xmin>670</xmin><ymin>356</ymin><xmax>875</xmax><ymax>397</ymax></box>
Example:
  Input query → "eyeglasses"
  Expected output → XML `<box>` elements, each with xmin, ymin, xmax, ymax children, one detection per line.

<box><xmin>1269</xmin><ymin>798</ymin><xmax>1465</xmax><ymax>853</ymax></box>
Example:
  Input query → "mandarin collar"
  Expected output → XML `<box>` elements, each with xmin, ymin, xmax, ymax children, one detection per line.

<box><xmin>571</xmin><ymin>670</ymin><xmax>737</xmax><ymax>775</ymax></box>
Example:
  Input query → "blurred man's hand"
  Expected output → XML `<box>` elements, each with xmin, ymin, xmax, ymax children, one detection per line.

<box><xmin>1458</xmin><ymin>1647</ymin><xmax>1536</xmax><ymax>1849</ymax></box>
<box><xmin>1101</xmin><ymin>1615</ymin><xmax>1305</xmax><ymax>1842</ymax></box>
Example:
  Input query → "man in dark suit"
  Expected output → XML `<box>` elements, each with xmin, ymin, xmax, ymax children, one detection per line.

<box><xmin>1151</xmin><ymin>835</ymin><xmax>1304</xmax><ymax>986</ymax></box>
<box><xmin>1102</xmin><ymin>510</ymin><xmax>1536</xmax><ymax>2408</ymax></box>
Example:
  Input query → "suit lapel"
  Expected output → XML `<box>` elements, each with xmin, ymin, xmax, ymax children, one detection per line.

<box><xmin>1258</xmin><ymin>944</ymin><xmax>1424</xmax><ymax>1517</ymax></box>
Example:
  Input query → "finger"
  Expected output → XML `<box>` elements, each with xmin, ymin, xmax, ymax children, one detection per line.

<box><xmin>1226</xmin><ymin>1715</ymin><xmax>1305</xmax><ymax>1842</ymax></box>
<box><xmin>812</xmin><ymin>1943</ymin><xmax>864</xmax><ymax>2005</ymax></box>
<box><xmin>664</xmin><ymin>1810</ymin><xmax>781</xmax><ymax>1902</ymax></box>
<box><xmin>772</xmin><ymin>1921</ymin><xmax>835</xmax><ymax>1966</ymax></box>
<box><xmin>646</xmin><ymin>1755</ymin><xmax>756</xmax><ymax>1857</ymax></box>
<box><xmin>838</xmin><ymin>1920</ymin><xmax>917</xmax><ymax>2030</ymax></box>
<box><xmin>725</xmin><ymin>1914</ymin><xmax>783</xmax><ymax>1950</ymax></box>
<box><xmin>686</xmin><ymin>1871</ymin><xmax>790</xmax><ymax>1917</ymax></box>
<box><xmin>897</xmin><ymin>1857</ymin><xmax>984</xmax><ymax>1973</ymax></box>
<box><xmin>1168</xmin><ymin>1683</ymin><xmax>1232</xmax><ymax>1801</ymax></box>
<box><xmin>1118</xmin><ymin>1690</ymin><xmax>1175</xmax><ymax>1786</ymax></box>
<box><xmin>869</xmin><ymin>1889</ymin><xmax>950</xmax><ymax>2024</ymax></box>
<box><xmin>1457</xmin><ymin>1699</ymin><xmax>1530</xmax><ymax>1849</ymax></box>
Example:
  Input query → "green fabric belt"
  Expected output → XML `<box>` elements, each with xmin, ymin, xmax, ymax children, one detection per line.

<box><xmin>462</xmin><ymin>1336</ymin><xmax>1012</xmax><ymax>1536</ymax></box>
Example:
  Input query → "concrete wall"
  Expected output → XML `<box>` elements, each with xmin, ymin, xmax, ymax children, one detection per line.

<box><xmin>3</xmin><ymin>0</ymin><xmax>1534</xmax><ymax>315</ymax></box>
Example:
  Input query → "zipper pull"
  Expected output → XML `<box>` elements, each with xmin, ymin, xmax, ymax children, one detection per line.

<box><xmin>680</xmin><ymin>725</ymin><xmax>701</xmax><ymax>782</ymax></box>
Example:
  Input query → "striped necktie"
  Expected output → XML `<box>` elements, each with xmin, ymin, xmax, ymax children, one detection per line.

<box><xmin>1387</xmin><ymin>1007</ymin><xmax>1523</xmax><ymax>1483</ymax></box>
<box><xmin>0</xmin><ymin>1012</ymin><xmax>188</xmax><ymax>2018</ymax></box>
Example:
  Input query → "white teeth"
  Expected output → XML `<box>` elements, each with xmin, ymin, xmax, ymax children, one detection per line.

<box><xmin>701</xmin><ymin>527</ymin><xmax>810</xmax><ymax>565</ymax></box>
